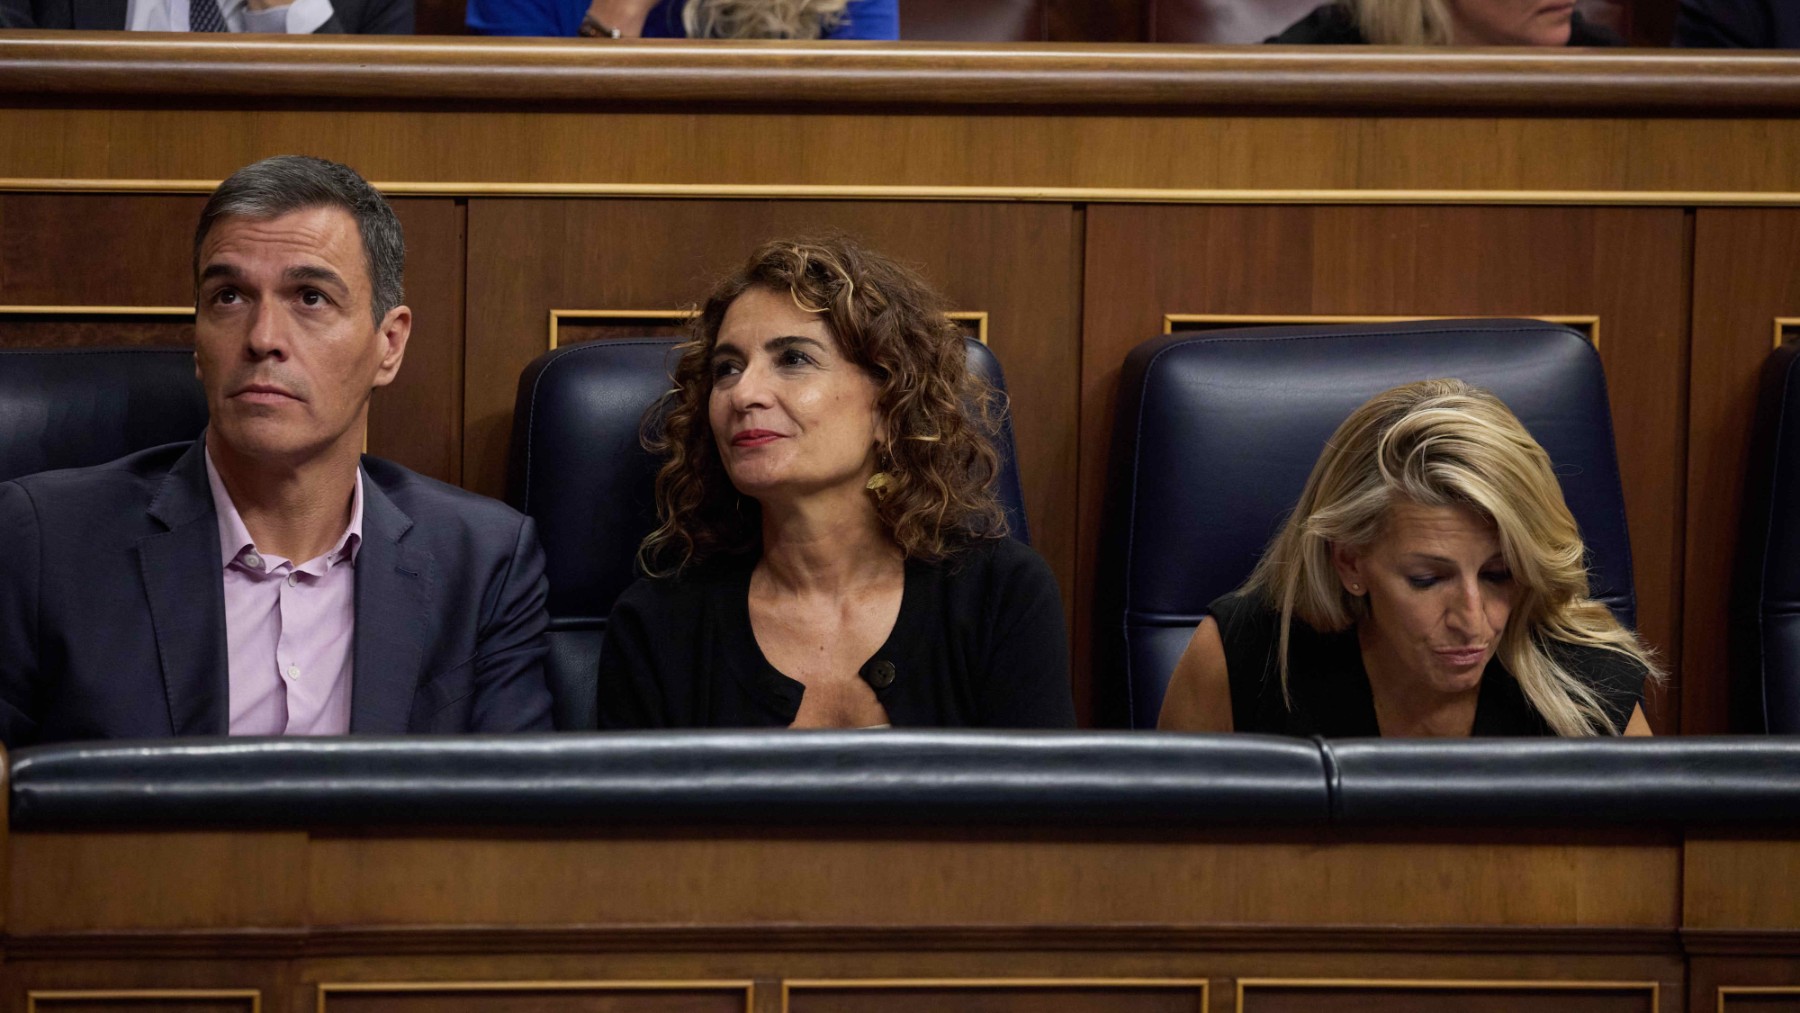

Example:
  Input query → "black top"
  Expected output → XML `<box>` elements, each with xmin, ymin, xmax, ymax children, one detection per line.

<box><xmin>1209</xmin><ymin>593</ymin><xmax>1646</xmax><ymax>736</ymax></box>
<box><xmin>1267</xmin><ymin>3</ymin><xmax>1623</xmax><ymax>45</ymax></box>
<box><xmin>597</xmin><ymin>537</ymin><xmax>1076</xmax><ymax>729</ymax></box>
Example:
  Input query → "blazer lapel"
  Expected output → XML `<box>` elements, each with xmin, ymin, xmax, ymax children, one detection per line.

<box><xmin>350</xmin><ymin>472</ymin><xmax>432</xmax><ymax>733</ymax></box>
<box><xmin>137</xmin><ymin>443</ymin><xmax>230</xmax><ymax>736</ymax></box>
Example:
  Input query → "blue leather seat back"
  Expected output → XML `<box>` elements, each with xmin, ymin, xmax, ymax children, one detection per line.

<box><xmin>1735</xmin><ymin>341</ymin><xmax>1800</xmax><ymax>733</ymax></box>
<box><xmin>508</xmin><ymin>336</ymin><xmax>1028</xmax><ymax>729</ymax></box>
<box><xmin>0</xmin><ymin>347</ymin><xmax>208</xmax><ymax>484</ymax></box>
<box><xmin>1096</xmin><ymin>319</ymin><xmax>1636</xmax><ymax>729</ymax></box>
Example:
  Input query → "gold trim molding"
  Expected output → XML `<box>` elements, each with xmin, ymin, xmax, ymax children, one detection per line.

<box><xmin>548</xmin><ymin>308</ymin><xmax>987</xmax><ymax>350</ymax></box>
<box><xmin>0</xmin><ymin>304</ymin><xmax>194</xmax><ymax>317</ymax></box>
<box><xmin>8</xmin><ymin>178</ymin><xmax>1800</xmax><ymax>207</ymax></box>
<box><xmin>1772</xmin><ymin>317</ymin><xmax>1800</xmax><ymax>350</ymax></box>
<box><xmin>317</xmin><ymin>979</ymin><xmax>755</xmax><ymax>1013</ymax></box>
<box><xmin>30</xmin><ymin>990</ymin><xmax>261</xmax><ymax>1012</ymax></box>
<box><xmin>1719</xmin><ymin>985</ymin><xmax>1800</xmax><ymax>1012</ymax></box>
<box><xmin>781</xmin><ymin>978</ymin><xmax>1208</xmax><ymax>1013</ymax></box>
<box><xmin>1237</xmin><ymin>978</ymin><xmax>1659</xmax><ymax>1013</ymax></box>
<box><xmin>1164</xmin><ymin>313</ymin><xmax>1601</xmax><ymax>350</ymax></box>
<box><xmin>548</xmin><ymin>308</ymin><xmax>694</xmax><ymax>350</ymax></box>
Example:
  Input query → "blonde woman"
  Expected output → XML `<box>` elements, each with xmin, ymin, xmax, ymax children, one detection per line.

<box><xmin>469</xmin><ymin>0</ymin><xmax>896</xmax><ymax>38</ymax></box>
<box><xmin>1158</xmin><ymin>379</ymin><xmax>1656</xmax><ymax>738</ymax></box>
<box><xmin>1268</xmin><ymin>0</ymin><xmax>1622</xmax><ymax>45</ymax></box>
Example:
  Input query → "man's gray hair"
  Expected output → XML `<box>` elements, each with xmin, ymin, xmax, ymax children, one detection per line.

<box><xmin>193</xmin><ymin>155</ymin><xmax>405</xmax><ymax>326</ymax></box>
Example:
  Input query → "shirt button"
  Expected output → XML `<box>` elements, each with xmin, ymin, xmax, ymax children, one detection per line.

<box><xmin>863</xmin><ymin>659</ymin><xmax>897</xmax><ymax>690</ymax></box>
<box><xmin>286</xmin><ymin>665</ymin><xmax>300</xmax><ymax>680</ymax></box>
<box><xmin>244</xmin><ymin>552</ymin><xmax>264</xmax><ymax>571</ymax></box>
<box><xmin>286</xmin><ymin>573</ymin><xmax>299</xmax><ymax>587</ymax></box>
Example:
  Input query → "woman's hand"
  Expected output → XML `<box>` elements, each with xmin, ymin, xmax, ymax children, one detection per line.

<box><xmin>579</xmin><ymin>0</ymin><xmax>655</xmax><ymax>36</ymax></box>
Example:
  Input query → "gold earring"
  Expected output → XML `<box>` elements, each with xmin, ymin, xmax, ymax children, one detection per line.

<box><xmin>866</xmin><ymin>445</ymin><xmax>894</xmax><ymax>501</ymax></box>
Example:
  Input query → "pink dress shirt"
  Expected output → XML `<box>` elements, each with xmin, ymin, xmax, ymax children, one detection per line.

<box><xmin>205</xmin><ymin>451</ymin><xmax>362</xmax><ymax>736</ymax></box>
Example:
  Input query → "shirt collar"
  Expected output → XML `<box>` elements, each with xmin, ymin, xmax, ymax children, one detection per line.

<box><xmin>204</xmin><ymin>446</ymin><xmax>365</xmax><ymax>570</ymax></box>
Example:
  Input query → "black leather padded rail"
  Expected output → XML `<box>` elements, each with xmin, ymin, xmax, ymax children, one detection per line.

<box><xmin>1096</xmin><ymin>320</ymin><xmax>1634</xmax><ymax>730</ymax></box>
<box><xmin>1325</xmin><ymin>738</ymin><xmax>1800</xmax><ymax>826</ymax></box>
<box><xmin>7</xmin><ymin>732</ymin><xmax>1328</xmax><ymax>831</ymax></box>
<box><xmin>0</xmin><ymin>347</ymin><xmax>208</xmax><ymax>484</ymax></box>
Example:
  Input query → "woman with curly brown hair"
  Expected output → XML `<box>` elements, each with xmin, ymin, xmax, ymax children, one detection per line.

<box><xmin>594</xmin><ymin>238</ymin><xmax>1075</xmax><ymax>730</ymax></box>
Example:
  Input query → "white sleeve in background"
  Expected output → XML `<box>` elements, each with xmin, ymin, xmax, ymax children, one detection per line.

<box><xmin>240</xmin><ymin>0</ymin><xmax>334</xmax><ymax>32</ymax></box>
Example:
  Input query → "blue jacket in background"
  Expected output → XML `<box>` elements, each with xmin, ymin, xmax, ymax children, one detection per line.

<box><xmin>469</xmin><ymin>0</ymin><xmax>897</xmax><ymax>39</ymax></box>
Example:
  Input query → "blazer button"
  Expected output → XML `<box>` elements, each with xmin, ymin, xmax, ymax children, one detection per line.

<box><xmin>864</xmin><ymin>659</ymin><xmax>897</xmax><ymax>689</ymax></box>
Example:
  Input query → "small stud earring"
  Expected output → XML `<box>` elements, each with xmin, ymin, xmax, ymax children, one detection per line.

<box><xmin>1349</xmin><ymin>583</ymin><xmax>1363</xmax><ymax>594</ymax></box>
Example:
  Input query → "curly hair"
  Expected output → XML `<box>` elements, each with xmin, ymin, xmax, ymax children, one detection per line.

<box><xmin>638</xmin><ymin>237</ymin><xmax>1009</xmax><ymax>575</ymax></box>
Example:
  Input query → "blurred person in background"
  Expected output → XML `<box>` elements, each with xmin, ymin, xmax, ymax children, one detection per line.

<box><xmin>0</xmin><ymin>0</ymin><xmax>409</xmax><ymax>33</ymax></box>
<box><xmin>469</xmin><ymin>0</ymin><xmax>896</xmax><ymax>39</ymax></box>
<box><xmin>1268</xmin><ymin>0</ymin><xmax>1621</xmax><ymax>45</ymax></box>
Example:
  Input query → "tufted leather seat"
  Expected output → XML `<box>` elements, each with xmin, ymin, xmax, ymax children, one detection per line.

<box><xmin>1734</xmin><ymin>341</ymin><xmax>1800</xmax><ymax>733</ymax></box>
<box><xmin>1094</xmin><ymin>319</ymin><xmax>1636</xmax><ymax>729</ymax></box>
<box><xmin>0</xmin><ymin>347</ymin><xmax>208</xmax><ymax>485</ymax></box>
<box><xmin>507</xmin><ymin>336</ymin><xmax>1030</xmax><ymax>730</ymax></box>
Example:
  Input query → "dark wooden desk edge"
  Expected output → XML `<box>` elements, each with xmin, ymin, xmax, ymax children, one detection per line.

<box><xmin>4</xmin><ymin>32</ymin><xmax>1800</xmax><ymax>111</ymax></box>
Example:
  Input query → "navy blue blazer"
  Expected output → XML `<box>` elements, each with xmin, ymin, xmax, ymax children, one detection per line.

<box><xmin>0</xmin><ymin>441</ymin><xmax>553</xmax><ymax>748</ymax></box>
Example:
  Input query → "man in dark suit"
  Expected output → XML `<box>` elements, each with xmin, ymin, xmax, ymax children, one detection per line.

<box><xmin>0</xmin><ymin>155</ymin><xmax>552</xmax><ymax>748</ymax></box>
<box><xmin>0</xmin><ymin>0</ymin><xmax>410</xmax><ymax>34</ymax></box>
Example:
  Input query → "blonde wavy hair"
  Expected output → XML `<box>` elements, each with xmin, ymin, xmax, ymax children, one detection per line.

<box><xmin>1344</xmin><ymin>0</ymin><xmax>1455</xmax><ymax>45</ymax></box>
<box><xmin>682</xmin><ymin>0</ymin><xmax>850</xmax><ymax>39</ymax></box>
<box><xmin>638</xmin><ymin>236</ymin><xmax>1008</xmax><ymax>576</ymax></box>
<box><xmin>1240</xmin><ymin>378</ymin><xmax>1660</xmax><ymax>736</ymax></box>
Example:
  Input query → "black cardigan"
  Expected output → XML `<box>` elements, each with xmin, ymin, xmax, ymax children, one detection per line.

<box><xmin>596</xmin><ymin>537</ymin><xmax>1076</xmax><ymax>729</ymax></box>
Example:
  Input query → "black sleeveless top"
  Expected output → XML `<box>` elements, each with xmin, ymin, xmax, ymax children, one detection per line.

<box><xmin>1208</xmin><ymin>593</ymin><xmax>1646</xmax><ymax>737</ymax></box>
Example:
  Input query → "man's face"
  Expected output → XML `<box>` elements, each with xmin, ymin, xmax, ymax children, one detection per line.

<box><xmin>194</xmin><ymin>206</ymin><xmax>409</xmax><ymax>469</ymax></box>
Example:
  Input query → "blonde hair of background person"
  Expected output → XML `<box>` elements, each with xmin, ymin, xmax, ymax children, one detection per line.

<box><xmin>1158</xmin><ymin>379</ymin><xmax>1659</xmax><ymax>737</ymax></box>
<box><xmin>579</xmin><ymin>0</ymin><xmax>849</xmax><ymax>37</ymax></box>
<box><xmin>685</xmin><ymin>0</ymin><xmax>848</xmax><ymax>37</ymax></box>
<box><xmin>1349</xmin><ymin>0</ymin><xmax>1455</xmax><ymax>45</ymax></box>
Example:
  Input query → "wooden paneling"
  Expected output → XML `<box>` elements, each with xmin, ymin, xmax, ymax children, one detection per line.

<box><xmin>0</xmin><ymin>310</ymin><xmax>193</xmax><ymax>348</ymax></box>
<box><xmin>6</xmin><ymin>833</ymin><xmax>307</xmax><ymax>935</ymax></box>
<box><xmin>1684</xmin><ymin>838</ymin><xmax>1800</xmax><ymax>932</ymax></box>
<box><xmin>1078</xmin><ymin>204</ymin><xmax>1690</xmax><ymax>728</ymax></box>
<box><xmin>26</xmin><ymin>994</ymin><xmax>258</xmax><ymax>1013</ymax></box>
<box><xmin>1237</xmin><ymin>980</ymin><xmax>1656</xmax><ymax>1013</ymax></box>
<box><xmin>1682</xmin><ymin>210</ymin><xmax>1800</xmax><ymax>733</ymax></box>
<box><xmin>369</xmin><ymin>198</ymin><xmax>465</xmax><ymax>484</ymax></box>
<box><xmin>463</xmin><ymin>198</ymin><xmax>1082</xmax><ymax>622</ymax></box>
<box><xmin>784</xmin><ymin>980</ymin><xmax>1204</xmax><ymax>1013</ymax></box>
<box><xmin>1718</xmin><ymin>990</ymin><xmax>1800</xmax><ymax>1013</ymax></box>
<box><xmin>0</xmin><ymin>194</ymin><xmax>201</xmax><ymax>308</ymax></box>
<box><xmin>292</xmin><ymin>832</ymin><xmax>1679</xmax><ymax>930</ymax></box>
<box><xmin>319</xmin><ymin>982</ymin><xmax>749</xmax><ymax>1013</ymax></box>
<box><xmin>14</xmin><ymin>112</ymin><xmax>1800</xmax><ymax>199</ymax></box>
<box><xmin>9</xmin><ymin>37</ymin><xmax>1800</xmax><ymax>113</ymax></box>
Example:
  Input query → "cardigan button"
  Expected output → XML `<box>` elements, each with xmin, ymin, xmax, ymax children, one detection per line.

<box><xmin>863</xmin><ymin>659</ymin><xmax>897</xmax><ymax>689</ymax></box>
